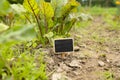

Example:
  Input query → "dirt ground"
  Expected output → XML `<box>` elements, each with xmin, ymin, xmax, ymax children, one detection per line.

<box><xmin>45</xmin><ymin>16</ymin><xmax>120</xmax><ymax>80</ymax></box>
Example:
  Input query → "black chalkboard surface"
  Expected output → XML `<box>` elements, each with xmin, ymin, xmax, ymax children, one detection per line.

<box><xmin>54</xmin><ymin>38</ymin><xmax>73</xmax><ymax>53</ymax></box>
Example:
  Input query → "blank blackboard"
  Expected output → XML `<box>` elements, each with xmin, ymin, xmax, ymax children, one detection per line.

<box><xmin>54</xmin><ymin>38</ymin><xmax>73</xmax><ymax>53</ymax></box>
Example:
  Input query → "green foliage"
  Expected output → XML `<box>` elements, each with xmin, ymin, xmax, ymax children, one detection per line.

<box><xmin>0</xmin><ymin>42</ymin><xmax>47</xmax><ymax>80</ymax></box>
<box><xmin>103</xmin><ymin>10</ymin><xmax>120</xmax><ymax>31</ymax></box>
<box><xmin>0</xmin><ymin>3</ymin><xmax>37</xmax><ymax>43</ymax></box>
<box><xmin>77</xmin><ymin>0</ymin><xmax>116</xmax><ymax>7</ymax></box>
<box><xmin>11</xmin><ymin>4</ymin><xmax>26</xmax><ymax>14</ymax></box>
<box><xmin>103</xmin><ymin>71</ymin><xmax>114</xmax><ymax>80</ymax></box>
<box><xmin>8</xmin><ymin>0</ymin><xmax>24</xmax><ymax>4</ymax></box>
<box><xmin>0</xmin><ymin>23</ymin><xmax>9</xmax><ymax>33</ymax></box>
<box><xmin>39</xmin><ymin>1</ymin><xmax>54</xmax><ymax>19</ymax></box>
<box><xmin>88</xmin><ymin>7</ymin><xmax>116</xmax><ymax>15</ymax></box>
<box><xmin>23</xmin><ymin>0</ymin><xmax>80</xmax><ymax>45</ymax></box>
<box><xmin>0</xmin><ymin>0</ymin><xmax>11</xmax><ymax>16</ymax></box>
<box><xmin>0</xmin><ymin>23</ymin><xmax>36</xmax><ymax>43</ymax></box>
<box><xmin>116</xmin><ymin>4</ymin><xmax>120</xmax><ymax>16</ymax></box>
<box><xmin>23</xmin><ymin>0</ymin><xmax>39</xmax><ymax>14</ymax></box>
<box><xmin>0</xmin><ymin>3</ymin><xmax>27</xmax><ymax>28</ymax></box>
<box><xmin>106</xmin><ymin>19</ymin><xmax>120</xmax><ymax>31</ymax></box>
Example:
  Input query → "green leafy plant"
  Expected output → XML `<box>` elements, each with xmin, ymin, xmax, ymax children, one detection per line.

<box><xmin>0</xmin><ymin>1</ymin><xmax>27</xmax><ymax>32</ymax></box>
<box><xmin>0</xmin><ymin>2</ymin><xmax>37</xmax><ymax>43</ymax></box>
<box><xmin>0</xmin><ymin>0</ymin><xmax>12</xmax><ymax>29</ymax></box>
<box><xmin>0</xmin><ymin>23</ymin><xmax>9</xmax><ymax>33</ymax></box>
<box><xmin>23</xmin><ymin>0</ymin><xmax>80</xmax><ymax>45</ymax></box>
<box><xmin>103</xmin><ymin>71</ymin><xmax>114</xmax><ymax>80</ymax></box>
<box><xmin>0</xmin><ymin>0</ymin><xmax>11</xmax><ymax>16</ymax></box>
<box><xmin>0</xmin><ymin>42</ymin><xmax>47</xmax><ymax>80</ymax></box>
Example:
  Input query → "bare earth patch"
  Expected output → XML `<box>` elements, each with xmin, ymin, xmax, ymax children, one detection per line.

<box><xmin>45</xmin><ymin>16</ymin><xmax>120</xmax><ymax>80</ymax></box>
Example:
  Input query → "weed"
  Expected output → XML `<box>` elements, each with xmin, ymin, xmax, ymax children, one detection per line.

<box><xmin>92</xmin><ymin>34</ymin><xmax>106</xmax><ymax>44</ymax></box>
<box><xmin>99</xmin><ymin>53</ymin><xmax>106</xmax><ymax>58</ymax></box>
<box><xmin>103</xmin><ymin>71</ymin><xmax>114</xmax><ymax>80</ymax></box>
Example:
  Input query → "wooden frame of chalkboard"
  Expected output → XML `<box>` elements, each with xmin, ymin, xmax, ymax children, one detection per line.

<box><xmin>53</xmin><ymin>38</ymin><xmax>74</xmax><ymax>53</ymax></box>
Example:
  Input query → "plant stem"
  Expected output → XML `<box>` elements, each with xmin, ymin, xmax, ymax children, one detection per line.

<box><xmin>60</xmin><ymin>14</ymin><xmax>68</xmax><ymax>35</ymax></box>
<box><xmin>43</xmin><ymin>7</ymin><xmax>48</xmax><ymax>33</ymax></box>
<box><xmin>24</xmin><ymin>15</ymin><xmax>32</xmax><ymax>23</ymax></box>
<box><xmin>67</xmin><ymin>19</ymin><xmax>76</xmax><ymax>34</ymax></box>
<box><xmin>27</xmin><ymin>0</ymin><xmax>43</xmax><ymax>37</ymax></box>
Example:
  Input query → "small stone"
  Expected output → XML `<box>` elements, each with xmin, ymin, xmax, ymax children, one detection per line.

<box><xmin>98</xmin><ymin>60</ymin><xmax>105</xmax><ymax>67</ymax></box>
<box><xmin>79</xmin><ymin>44</ymin><xmax>86</xmax><ymax>48</ymax></box>
<box><xmin>69</xmin><ymin>60</ymin><xmax>81</xmax><ymax>68</ymax></box>
<box><xmin>52</xmin><ymin>73</ymin><xmax>62</xmax><ymax>80</ymax></box>
<box><xmin>116</xmin><ymin>63</ymin><xmax>120</xmax><ymax>67</ymax></box>
<box><xmin>106</xmin><ymin>59</ymin><xmax>110</xmax><ymax>63</ymax></box>
<box><xmin>72</xmin><ymin>52</ymin><xmax>87</xmax><ymax>60</ymax></box>
<box><xmin>73</xmin><ymin>71</ymin><xmax>80</xmax><ymax>76</ymax></box>
<box><xmin>104</xmin><ymin>67</ymin><xmax>109</xmax><ymax>71</ymax></box>
<box><xmin>79</xmin><ymin>54</ymin><xmax>87</xmax><ymax>59</ymax></box>
<box><xmin>74</xmin><ymin>46</ymin><xmax>80</xmax><ymax>52</ymax></box>
<box><xmin>59</xmin><ymin>62</ymin><xmax>70</xmax><ymax>71</ymax></box>
<box><xmin>114</xmin><ymin>61</ymin><xmax>120</xmax><ymax>68</ymax></box>
<box><xmin>52</xmin><ymin>72</ymin><xmax>68</xmax><ymax>80</ymax></box>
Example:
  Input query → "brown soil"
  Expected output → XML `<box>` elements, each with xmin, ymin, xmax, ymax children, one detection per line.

<box><xmin>45</xmin><ymin>16</ymin><xmax>120</xmax><ymax>80</ymax></box>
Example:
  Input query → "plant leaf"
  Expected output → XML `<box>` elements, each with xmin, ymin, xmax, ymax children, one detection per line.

<box><xmin>39</xmin><ymin>1</ymin><xmax>54</xmax><ymax>19</ymax></box>
<box><xmin>23</xmin><ymin>0</ymin><xmax>39</xmax><ymax>14</ymax></box>
<box><xmin>51</xmin><ymin>0</ymin><xmax>68</xmax><ymax>18</ymax></box>
<box><xmin>44</xmin><ymin>32</ymin><xmax>54</xmax><ymax>38</ymax></box>
<box><xmin>0</xmin><ymin>23</ymin><xmax>9</xmax><ymax>32</ymax></box>
<box><xmin>0</xmin><ymin>0</ymin><xmax>11</xmax><ymax>16</ymax></box>
<box><xmin>11</xmin><ymin>4</ymin><xmax>26</xmax><ymax>14</ymax></box>
<box><xmin>61</xmin><ymin>0</ymin><xmax>80</xmax><ymax>18</ymax></box>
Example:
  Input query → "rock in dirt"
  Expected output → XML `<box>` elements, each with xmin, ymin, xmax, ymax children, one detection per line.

<box><xmin>116</xmin><ymin>64</ymin><xmax>120</xmax><ymax>68</ymax></box>
<box><xmin>98</xmin><ymin>60</ymin><xmax>105</xmax><ymax>67</ymax></box>
<box><xmin>52</xmin><ymin>72</ymin><xmax>70</xmax><ymax>80</ymax></box>
<box><xmin>59</xmin><ymin>62</ymin><xmax>71</xmax><ymax>72</ymax></box>
<box><xmin>106</xmin><ymin>59</ymin><xmax>110</xmax><ymax>63</ymax></box>
<box><xmin>69</xmin><ymin>60</ymin><xmax>82</xmax><ymax>68</ymax></box>
<box><xmin>73</xmin><ymin>52</ymin><xmax>87</xmax><ymax>59</ymax></box>
<box><xmin>74</xmin><ymin>46</ymin><xmax>80</xmax><ymax>52</ymax></box>
<box><xmin>52</xmin><ymin>73</ymin><xmax>63</xmax><ymax>80</ymax></box>
<box><xmin>114</xmin><ymin>61</ymin><xmax>120</xmax><ymax>68</ymax></box>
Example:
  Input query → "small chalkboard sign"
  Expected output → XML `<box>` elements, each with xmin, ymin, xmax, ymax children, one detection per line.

<box><xmin>54</xmin><ymin>38</ymin><xmax>74</xmax><ymax>53</ymax></box>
